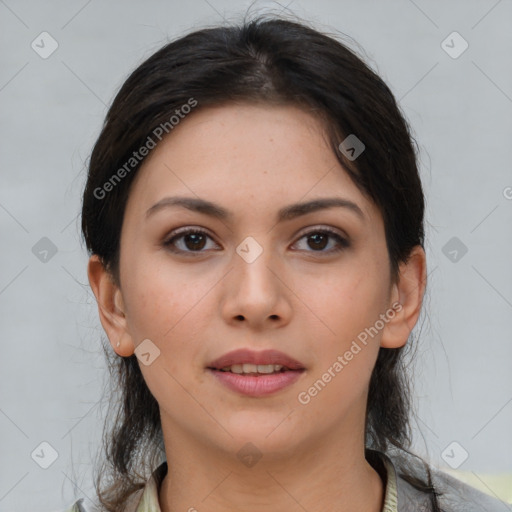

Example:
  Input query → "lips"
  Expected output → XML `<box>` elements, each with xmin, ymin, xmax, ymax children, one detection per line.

<box><xmin>207</xmin><ymin>348</ymin><xmax>305</xmax><ymax>371</ymax></box>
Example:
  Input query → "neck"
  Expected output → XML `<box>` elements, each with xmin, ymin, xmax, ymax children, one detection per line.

<box><xmin>158</xmin><ymin>418</ymin><xmax>384</xmax><ymax>512</ymax></box>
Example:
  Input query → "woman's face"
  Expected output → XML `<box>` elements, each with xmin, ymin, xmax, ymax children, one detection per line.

<box><xmin>111</xmin><ymin>103</ymin><xmax>404</xmax><ymax>459</ymax></box>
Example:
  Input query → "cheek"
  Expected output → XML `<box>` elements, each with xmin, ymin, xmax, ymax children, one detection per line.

<box><xmin>123</xmin><ymin>260</ymin><xmax>206</xmax><ymax>339</ymax></box>
<box><xmin>125</xmin><ymin>265</ymin><xmax>212</xmax><ymax>399</ymax></box>
<box><xmin>295</xmin><ymin>258</ymin><xmax>389</xmax><ymax>346</ymax></box>
<box><xmin>296</xmin><ymin>271</ymin><xmax>382</xmax><ymax>418</ymax></box>
<box><xmin>291</xmin><ymin>258</ymin><xmax>387</xmax><ymax>409</ymax></box>
<box><xmin>124</xmin><ymin>261</ymin><xmax>221</xmax><ymax>379</ymax></box>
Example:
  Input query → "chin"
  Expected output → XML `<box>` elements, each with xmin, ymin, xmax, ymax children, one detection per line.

<box><xmin>222</xmin><ymin>416</ymin><xmax>301</xmax><ymax>451</ymax></box>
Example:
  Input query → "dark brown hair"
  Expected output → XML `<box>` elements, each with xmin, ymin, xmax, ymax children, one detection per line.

<box><xmin>81</xmin><ymin>12</ymin><xmax>441</xmax><ymax>511</ymax></box>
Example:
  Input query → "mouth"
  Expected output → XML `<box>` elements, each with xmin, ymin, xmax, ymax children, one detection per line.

<box><xmin>207</xmin><ymin>348</ymin><xmax>306</xmax><ymax>372</ymax></box>
<box><xmin>209</xmin><ymin>363</ymin><xmax>301</xmax><ymax>375</ymax></box>
<box><xmin>206</xmin><ymin>348</ymin><xmax>306</xmax><ymax>397</ymax></box>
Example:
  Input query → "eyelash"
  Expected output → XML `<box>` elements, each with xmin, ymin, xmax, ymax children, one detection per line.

<box><xmin>162</xmin><ymin>226</ymin><xmax>350</xmax><ymax>256</ymax></box>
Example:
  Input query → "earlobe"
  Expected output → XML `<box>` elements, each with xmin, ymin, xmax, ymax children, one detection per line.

<box><xmin>87</xmin><ymin>255</ymin><xmax>135</xmax><ymax>357</ymax></box>
<box><xmin>380</xmin><ymin>246</ymin><xmax>427</xmax><ymax>349</ymax></box>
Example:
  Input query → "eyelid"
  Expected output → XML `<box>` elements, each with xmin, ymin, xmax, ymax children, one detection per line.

<box><xmin>162</xmin><ymin>224</ymin><xmax>350</xmax><ymax>255</ymax></box>
<box><xmin>291</xmin><ymin>225</ymin><xmax>350</xmax><ymax>253</ymax></box>
<box><xmin>295</xmin><ymin>224</ymin><xmax>348</xmax><ymax>240</ymax></box>
<box><xmin>163</xmin><ymin>226</ymin><xmax>219</xmax><ymax>253</ymax></box>
<box><xmin>165</xmin><ymin>224</ymin><xmax>348</xmax><ymax>240</ymax></box>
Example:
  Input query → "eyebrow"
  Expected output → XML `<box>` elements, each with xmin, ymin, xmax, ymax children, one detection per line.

<box><xmin>145</xmin><ymin>196</ymin><xmax>365</xmax><ymax>223</ymax></box>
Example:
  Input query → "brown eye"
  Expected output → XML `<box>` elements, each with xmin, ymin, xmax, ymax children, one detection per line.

<box><xmin>307</xmin><ymin>232</ymin><xmax>329</xmax><ymax>250</ymax></box>
<box><xmin>163</xmin><ymin>226</ymin><xmax>349</xmax><ymax>256</ymax></box>
<box><xmin>163</xmin><ymin>228</ymin><xmax>218</xmax><ymax>254</ymax></box>
<box><xmin>293</xmin><ymin>228</ymin><xmax>350</xmax><ymax>254</ymax></box>
<box><xmin>182</xmin><ymin>232</ymin><xmax>207</xmax><ymax>250</ymax></box>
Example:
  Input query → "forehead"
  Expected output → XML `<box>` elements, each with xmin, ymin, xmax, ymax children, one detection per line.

<box><xmin>138</xmin><ymin>102</ymin><xmax>334</xmax><ymax>178</ymax></box>
<box><xmin>125</xmin><ymin>103</ymin><xmax>377</xmax><ymax>223</ymax></box>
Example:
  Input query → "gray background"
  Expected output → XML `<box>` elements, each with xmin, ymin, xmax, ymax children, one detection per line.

<box><xmin>1</xmin><ymin>0</ymin><xmax>511</xmax><ymax>510</ymax></box>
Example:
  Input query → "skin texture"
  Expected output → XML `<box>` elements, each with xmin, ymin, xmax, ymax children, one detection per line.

<box><xmin>88</xmin><ymin>103</ymin><xmax>426</xmax><ymax>512</ymax></box>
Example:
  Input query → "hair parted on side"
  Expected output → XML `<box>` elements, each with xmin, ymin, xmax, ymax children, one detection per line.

<box><xmin>81</xmin><ymin>11</ymin><xmax>441</xmax><ymax>511</ymax></box>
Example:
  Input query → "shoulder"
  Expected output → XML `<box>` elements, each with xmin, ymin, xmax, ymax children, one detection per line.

<box><xmin>431</xmin><ymin>468</ymin><xmax>511</xmax><ymax>511</ymax></box>
<box><xmin>60</xmin><ymin>461</ymin><xmax>164</xmax><ymax>512</ymax></box>
<box><xmin>383</xmin><ymin>448</ymin><xmax>512</xmax><ymax>512</ymax></box>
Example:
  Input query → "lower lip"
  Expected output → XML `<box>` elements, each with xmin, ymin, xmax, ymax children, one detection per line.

<box><xmin>207</xmin><ymin>369</ymin><xmax>305</xmax><ymax>397</ymax></box>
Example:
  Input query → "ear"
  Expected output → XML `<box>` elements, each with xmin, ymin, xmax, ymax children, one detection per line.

<box><xmin>87</xmin><ymin>254</ymin><xmax>135</xmax><ymax>357</ymax></box>
<box><xmin>380</xmin><ymin>246</ymin><xmax>427</xmax><ymax>349</ymax></box>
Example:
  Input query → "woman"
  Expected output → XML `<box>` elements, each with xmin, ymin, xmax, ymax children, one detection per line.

<box><xmin>68</xmin><ymin>14</ymin><xmax>507</xmax><ymax>512</ymax></box>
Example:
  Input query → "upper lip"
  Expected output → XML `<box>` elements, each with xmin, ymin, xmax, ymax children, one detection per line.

<box><xmin>207</xmin><ymin>349</ymin><xmax>305</xmax><ymax>370</ymax></box>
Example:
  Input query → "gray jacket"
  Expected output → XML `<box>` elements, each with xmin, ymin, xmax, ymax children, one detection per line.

<box><xmin>378</xmin><ymin>448</ymin><xmax>511</xmax><ymax>511</ymax></box>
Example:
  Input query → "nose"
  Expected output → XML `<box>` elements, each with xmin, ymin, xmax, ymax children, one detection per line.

<box><xmin>220</xmin><ymin>238</ymin><xmax>292</xmax><ymax>331</ymax></box>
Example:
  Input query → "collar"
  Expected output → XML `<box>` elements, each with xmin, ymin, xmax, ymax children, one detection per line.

<box><xmin>132</xmin><ymin>450</ymin><xmax>399</xmax><ymax>512</ymax></box>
